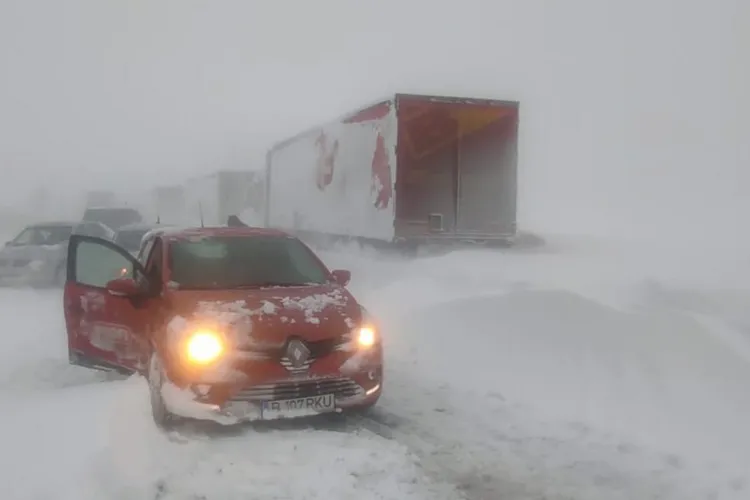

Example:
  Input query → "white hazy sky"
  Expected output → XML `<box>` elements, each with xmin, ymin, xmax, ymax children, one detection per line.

<box><xmin>0</xmin><ymin>0</ymin><xmax>747</xmax><ymax>237</ymax></box>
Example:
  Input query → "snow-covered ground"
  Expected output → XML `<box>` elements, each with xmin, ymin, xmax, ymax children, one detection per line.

<box><xmin>1</xmin><ymin>235</ymin><xmax>750</xmax><ymax>499</ymax></box>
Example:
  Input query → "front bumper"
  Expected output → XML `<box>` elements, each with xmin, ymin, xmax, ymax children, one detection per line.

<box><xmin>160</xmin><ymin>349</ymin><xmax>383</xmax><ymax>424</ymax></box>
<box><xmin>0</xmin><ymin>268</ymin><xmax>54</xmax><ymax>287</ymax></box>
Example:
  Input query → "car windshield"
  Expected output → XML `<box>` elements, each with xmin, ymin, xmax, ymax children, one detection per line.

<box><xmin>82</xmin><ymin>208</ymin><xmax>142</xmax><ymax>229</ymax></box>
<box><xmin>11</xmin><ymin>225</ymin><xmax>72</xmax><ymax>246</ymax></box>
<box><xmin>115</xmin><ymin>229</ymin><xmax>149</xmax><ymax>252</ymax></box>
<box><xmin>168</xmin><ymin>235</ymin><xmax>330</xmax><ymax>289</ymax></box>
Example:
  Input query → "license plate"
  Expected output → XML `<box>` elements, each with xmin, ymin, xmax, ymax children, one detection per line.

<box><xmin>261</xmin><ymin>394</ymin><xmax>336</xmax><ymax>420</ymax></box>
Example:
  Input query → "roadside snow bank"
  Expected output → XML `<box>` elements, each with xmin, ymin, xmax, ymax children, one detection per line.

<box><xmin>317</xmin><ymin>234</ymin><xmax>750</xmax><ymax>497</ymax></box>
<box><xmin>387</xmin><ymin>290</ymin><xmax>750</xmax><ymax>470</ymax></box>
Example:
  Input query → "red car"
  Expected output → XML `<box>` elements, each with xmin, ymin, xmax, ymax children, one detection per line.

<box><xmin>62</xmin><ymin>226</ymin><xmax>383</xmax><ymax>428</ymax></box>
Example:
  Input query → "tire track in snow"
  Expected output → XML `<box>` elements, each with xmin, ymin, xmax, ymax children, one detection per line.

<box><xmin>351</xmin><ymin>287</ymin><xmax>750</xmax><ymax>500</ymax></box>
<box><xmin>0</xmin><ymin>288</ymin><xmax>123</xmax><ymax>394</ymax></box>
<box><xmin>91</xmin><ymin>377</ymin><xmax>460</xmax><ymax>500</ymax></box>
<box><xmin>353</xmin><ymin>381</ymin><xmax>742</xmax><ymax>500</ymax></box>
<box><xmin>318</xmin><ymin>244</ymin><xmax>750</xmax><ymax>499</ymax></box>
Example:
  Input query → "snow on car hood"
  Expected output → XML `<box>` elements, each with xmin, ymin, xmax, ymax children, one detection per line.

<box><xmin>165</xmin><ymin>285</ymin><xmax>362</xmax><ymax>345</ymax></box>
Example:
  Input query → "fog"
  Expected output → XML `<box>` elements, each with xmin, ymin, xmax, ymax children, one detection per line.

<box><xmin>0</xmin><ymin>0</ymin><xmax>747</xmax><ymax>239</ymax></box>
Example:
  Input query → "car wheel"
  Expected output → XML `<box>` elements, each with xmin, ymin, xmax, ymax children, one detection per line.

<box><xmin>147</xmin><ymin>353</ymin><xmax>179</xmax><ymax>430</ymax></box>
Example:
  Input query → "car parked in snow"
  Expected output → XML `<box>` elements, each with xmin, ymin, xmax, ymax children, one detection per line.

<box><xmin>0</xmin><ymin>220</ymin><xmax>115</xmax><ymax>287</ymax></box>
<box><xmin>113</xmin><ymin>222</ymin><xmax>171</xmax><ymax>256</ymax></box>
<box><xmin>62</xmin><ymin>226</ymin><xmax>383</xmax><ymax>428</ymax></box>
<box><xmin>82</xmin><ymin>206</ymin><xmax>143</xmax><ymax>230</ymax></box>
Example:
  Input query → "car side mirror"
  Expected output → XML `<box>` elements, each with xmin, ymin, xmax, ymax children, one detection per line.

<box><xmin>331</xmin><ymin>269</ymin><xmax>351</xmax><ymax>286</ymax></box>
<box><xmin>105</xmin><ymin>277</ymin><xmax>140</xmax><ymax>297</ymax></box>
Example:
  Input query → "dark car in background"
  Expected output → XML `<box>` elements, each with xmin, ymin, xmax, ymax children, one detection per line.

<box><xmin>82</xmin><ymin>206</ymin><xmax>143</xmax><ymax>230</ymax></box>
<box><xmin>114</xmin><ymin>222</ymin><xmax>170</xmax><ymax>255</ymax></box>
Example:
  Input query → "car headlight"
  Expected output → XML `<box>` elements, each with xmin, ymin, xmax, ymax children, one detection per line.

<box><xmin>185</xmin><ymin>330</ymin><xmax>224</xmax><ymax>364</ymax></box>
<box><xmin>356</xmin><ymin>326</ymin><xmax>377</xmax><ymax>348</ymax></box>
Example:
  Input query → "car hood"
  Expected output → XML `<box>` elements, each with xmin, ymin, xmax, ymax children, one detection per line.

<box><xmin>165</xmin><ymin>284</ymin><xmax>363</xmax><ymax>345</ymax></box>
<box><xmin>0</xmin><ymin>243</ymin><xmax>65</xmax><ymax>261</ymax></box>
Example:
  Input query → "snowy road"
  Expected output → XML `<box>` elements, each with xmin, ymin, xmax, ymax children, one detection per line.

<box><xmin>1</xmin><ymin>237</ymin><xmax>750</xmax><ymax>499</ymax></box>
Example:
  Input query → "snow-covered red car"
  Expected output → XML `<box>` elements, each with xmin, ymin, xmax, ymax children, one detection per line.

<box><xmin>62</xmin><ymin>226</ymin><xmax>383</xmax><ymax>428</ymax></box>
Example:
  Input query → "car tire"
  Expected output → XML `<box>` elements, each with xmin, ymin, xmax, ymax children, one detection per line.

<box><xmin>147</xmin><ymin>352</ymin><xmax>179</xmax><ymax>430</ymax></box>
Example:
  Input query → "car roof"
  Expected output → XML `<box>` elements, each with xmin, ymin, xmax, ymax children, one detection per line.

<box><xmin>157</xmin><ymin>226</ymin><xmax>291</xmax><ymax>241</ymax></box>
<box><xmin>116</xmin><ymin>222</ymin><xmax>168</xmax><ymax>232</ymax></box>
<box><xmin>28</xmin><ymin>220</ymin><xmax>80</xmax><ymax>227</ymax></box>
<box><xmin>84</xmin><ymin>206</ymin><xmax>140</xmax><ymax>211</ymax></box>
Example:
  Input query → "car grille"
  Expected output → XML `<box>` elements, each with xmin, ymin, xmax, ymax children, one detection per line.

<box><xmin>305</xmin><ymin>336</ymin><xmax>348</xmax><ymax>358</ymax></box>
<box><xmin>230</xmin><ymin>377</ymin><xmax>362</xmax><ymax>402</ymax></box>
<box><xmin>238</xmin><ymin>334</ymin><xmax>350</xmax><ymax>372</ymax></box>
<box><xmin>278</xmin><ymin>335</ymin><xmax>351</xmax><ymax>374</ymax></box>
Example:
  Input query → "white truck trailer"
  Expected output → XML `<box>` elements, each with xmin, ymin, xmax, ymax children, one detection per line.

<box><xmin>184</xmin><ymin>170</ymin><xmax>265</xmax><ymax>227</ymax></box>
<box><xmin>151</xmin><ymin>185</ymin><xmax>187</xmax><ymax>225</ymax></box>
<box><xmin>264</xmin><ymin>93</ymin><xmax>519</xmax><ymax>248</ymax></box>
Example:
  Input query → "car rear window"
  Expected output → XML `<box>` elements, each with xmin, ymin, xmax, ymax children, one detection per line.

<box><xmin>82</xmin><ymin>208</ymin><xmax>143</xmax><ymax>229</ymax></box>
<box><xmin>167</xmin><ymin>235</ymin><xmax>329</xmax><ymax>289</ymax></box>
<box><xmin>115</xmin><ymin>229</ymin><xmax>149</xmax><ymax>252</ymax></box>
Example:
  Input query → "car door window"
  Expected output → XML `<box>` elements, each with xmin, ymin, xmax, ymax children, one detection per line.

<box><xmin>137</xmin><ymin>237</ymin><xmax>154</xmax><ymax>266</ymax></box>
<box><xmin>146</xmin><ymin>239</ymin><xmax>163</xmax><ymax>288</ymax></box>
<box><xmin>74</xmin><ymin>239</ymin><xmax>142</xmax><ymax>288</ymax></box>
<box><xmin>136</xmin><ymin>238</ymin><xmax>163</xmax><ymax>293</ymax></box>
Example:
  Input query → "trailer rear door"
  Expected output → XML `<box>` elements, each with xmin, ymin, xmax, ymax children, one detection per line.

<box><xmin>394</xmin><ymin>94</ymin><xmax>519</xmax><ymax>241</ymax></box>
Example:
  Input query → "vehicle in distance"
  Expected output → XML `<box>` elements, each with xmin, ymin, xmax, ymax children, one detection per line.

<box><xmin>265</xmin><ymin>93</ymin><xmax>520</xmax><ymax>248</ymax></box>
<box><xmin>0</xmin><ymin>220</ymin><xmax>114</xmax><ymax>287</ymax></box>
<box><xmin>113</xmin><ymin>222</ymin><xmax>170</xmax><ymax>256</ymax></box>
<box><xmin>82</xmin><ymin>206</ymin><xmax>143</xmax><ymax>230</ymax></box>
<box><xmin>62</xmin><ymin>226</ymin><xmax>383</xmax><ymax>428</ymax></box>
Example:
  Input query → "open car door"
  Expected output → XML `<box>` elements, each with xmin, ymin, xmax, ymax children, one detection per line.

<box><xmin>64</xmin><ymin>234</ymin><xmax>152</xmax><ymax>375</ymax></box>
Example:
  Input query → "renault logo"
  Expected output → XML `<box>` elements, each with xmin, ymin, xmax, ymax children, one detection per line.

<box><xmin>286</xmin><ymin>339</ymin><xmax>310</xmax><ymax>368</ymax></box>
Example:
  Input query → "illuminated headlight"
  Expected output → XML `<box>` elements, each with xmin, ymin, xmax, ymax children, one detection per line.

<box><xmin>185</xmin><ymin>330</ymin><xmax>224</xmax><ymax>364</ymax></box>
<box><xmin>356</xmin><ymin>326</ymin><xmax>377</xmax><ymax>348</ymax></box>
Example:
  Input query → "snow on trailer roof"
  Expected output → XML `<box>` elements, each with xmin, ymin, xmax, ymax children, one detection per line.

<box><xmin>394</xmin><ymin>92</ymin><xmax>520</xmax><ymax>107</ymax></box>
<box><xmin>267</xmin><ymin>95</ymin><xmax>394</xmax><ymax>154</ymax></box>
<box><xmin>266</xmin><ymin>92</ymin><xmax>520</xmax><ymax>154</ymax></box>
